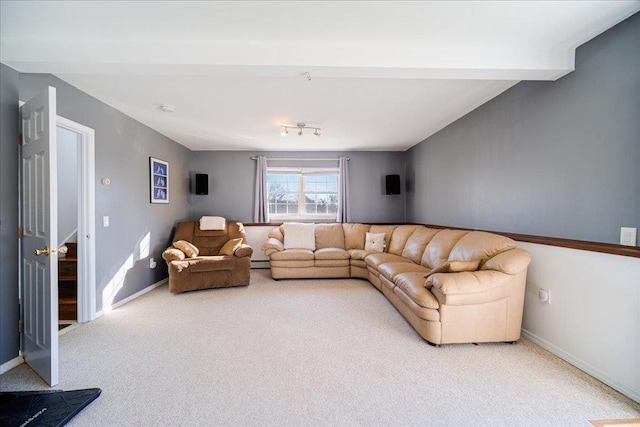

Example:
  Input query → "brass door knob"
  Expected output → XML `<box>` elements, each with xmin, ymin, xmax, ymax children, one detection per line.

<box><xmin>34</xmin><ymin>246</ymin><xmax>50</xmax><ymax>256</ymax></box>
<box><xmin>34</xmin><ymin>245</ymin><xmax>68</xmax><ymax>256</ymax></box>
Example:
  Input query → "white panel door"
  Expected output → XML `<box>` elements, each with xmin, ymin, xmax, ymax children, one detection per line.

<box><xmin>20</xmin><ymin>86</ymin><xmax>59</xmax><ymax>386</ymax></box>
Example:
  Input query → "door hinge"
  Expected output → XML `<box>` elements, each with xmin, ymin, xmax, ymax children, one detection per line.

<box><xmin>18</xmin><ymin>134</ymin><xmax>23</xmax><ymax>145</ymax></box>
<box><xmin>18</xmin><ymin>320</ymin><xmax>24</xmax><ymax>333</ymax></box>
<box><xmin>18</xmin><ymin>226</ymin><xmax>23</xmax><ymax>238</ymax></box>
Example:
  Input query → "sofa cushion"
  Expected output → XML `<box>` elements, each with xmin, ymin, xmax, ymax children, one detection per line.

<box><xmin>315</xmin><ymin>248</ymin><xmax>350</xmax><ymax>260</ymax></box>
<box><xmin>378</xmin><ymin>262</ymin><xmax>429</xmax><ymax>281</ymax></box>
<box><xmin>270</xmin><ymin>260</ymin><xmax>315</xmax><ymax>268</ymax></box>
<box><xmin>218</xmin><ymin>238</ymin><xmax>243</xmax><ymax>256</ymax></box>
<box><xmin>270</xmin><ymin>249</ymin><xmax>314</xmax><ymax>261</ymax></box>
<box><xmin>388</xmin><ymin>225</ymin><xmax>420</xmax><ymax>255</ymax></box>
<box><xmin>173</xmin><ymin>240</ymin><xmax>199</xmax><ymax>258</ymax></box>
<box><xmin>365</xmin><ymin>232</ymin><xmax>385</xmax><ymax>252</ymax></box>
<box><xmin>315</xmin><ymin>259</ymin><xmax>350</xmax><ymax>267</ymax></box>
<box><xmin>348</xmin><ymin>249</ymin><xmax>378</xmax><ymax>260</ymax></box>
<box><xmin>365</xmin><ymin>253</ymin><xmax>407</xmax><ymax>269</ymax></box>
<box><xmin>401</xmin><ymin>227</ymin><xmax>439</xmax><ymax>264</ymax></box>
<box><xmin>171</xmin><ymin>256</ymin><xmax>237</xmax><ymax>273</ymax></box>
<box><xmin>448</xmin><ymin>231</ymin><xmax>516</xmax><ymax>263</ymax></box>
<box><xmin>342</xmin><ymin>223</ymin><xmax>371</xmax><ymax>250</ymax></box>
<box><xmin>481</xmin><ymin>248</ymin><xmax>531</xmax><ymax>274</ymax></box>
<box><xmin>162</xmin><ymin>248</ymin><xmax>186</xmax><ymax>261</ymax></box>
<box><xmin>369</xmin><ymin>225</ymin><xmax>397</xmax><ymax>252</ymax></box>
<box><xmin>394</xmin><ymin>272</ymin><xmax>440</xmax><ymax>309</ymax></box>
<box><xmin>191</xmin><ymin>224</ymin><xmax>234</xmax><ymax>255</ymax></box>
<box><xmin>420</xmin><ymin>229</ymin><xmax>469</xmax><ymax>269</ymax></box>
<box><xmin>283</xmin><ymin>223</ymin><xmax>316</xmax><ymax>250</ymax></box>
<box><xmin>350</xmin><ymin>259</ymin><xmax>367</xmax><ymax>268</ymax></box>
<box><xmin>315</xmin><ymin>224</ymin><xmax>346</xmax><ymax>249</ymax></box>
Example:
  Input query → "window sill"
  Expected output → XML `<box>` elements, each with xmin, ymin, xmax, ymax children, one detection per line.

<box><xmin>270</xmin><ymin>215</ymin><xmax>336</xmax><ymax>223</ymax></box>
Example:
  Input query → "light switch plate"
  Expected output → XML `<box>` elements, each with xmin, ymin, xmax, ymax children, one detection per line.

<box><xmin>103</xmin><ymin>216</ymin><xmax>110</xmax><ymax>228</ymax></box>
<box><xmin>538</xmin><ymin>289</ymin><xmax>550</xmax><ymax>304</ymax></box>
<box><xmin>620</xmin><ymin>227</ymin><xmax>637</xmax><ymax>246</ymax></box>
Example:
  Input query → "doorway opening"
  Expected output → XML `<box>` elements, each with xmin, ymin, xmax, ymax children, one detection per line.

<box><xmin>56</xmin><ymin>117</ymin><xmax>96</xmax><ymax>324</ymax></box>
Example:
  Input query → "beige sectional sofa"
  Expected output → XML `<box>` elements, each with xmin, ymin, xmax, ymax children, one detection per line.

<box><xmin>262</xmin><ymin>223</ymin><xmax>531</xmax><ymax>346</ymax></box>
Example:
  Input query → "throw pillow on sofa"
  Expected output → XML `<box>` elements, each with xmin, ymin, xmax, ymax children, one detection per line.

<box><xmin>173</xmin><ymin>240</ymin><xmax>199</xmax><ymax>258</ymax></box>
<box><xmin>365</xmin><ymin>232</ymin><xmax>386</xmax><ymax>252</ymax></box>
<box><xmin>219</xmin><ymin>238</ymin><xmax>243</xmax><ymax>256</ymax></box>
<box><xmin>283</xmin><ymin>223</ymin><xmax>316</xmax><ymax>250</ymax></box>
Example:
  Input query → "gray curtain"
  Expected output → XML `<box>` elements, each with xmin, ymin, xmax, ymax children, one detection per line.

<box><xmin>337</xmin><ymin>156</ymin><xmax>350</xmax><ymax>223</ymax></box>
<box><xmin>254</xmin><ymin>156</ymin><xmax>269</xmax><ymax>223</ymax></box>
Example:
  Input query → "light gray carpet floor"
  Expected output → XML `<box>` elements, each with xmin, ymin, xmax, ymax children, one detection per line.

<box><xmin>1</xmin><ymin>270</ymin><xmax>639</xmax><ymax>426</ymax></box>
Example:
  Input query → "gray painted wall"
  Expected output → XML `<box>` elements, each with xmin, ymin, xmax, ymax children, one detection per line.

<box><xmin>406</xmin><ymin>12</ymin><xmax>640</xmax><ymax>244</ymax></box>
<box><xmin>57</xmin><ymin>127</ymin><xmax>78</xmax><ymax>245</ymax></box>
<box><xmin>19</xmin><ymin>74</ymin><xmax>192</xmax><ymax>312</ymax></box>
<box><xmin>0</xmin><ymin>64</ymin><xmax>20</xmax><ymax>365</ymax></box>
<box><xmin>189</xmin><ymin>151</ymin><xmax>406</xmax><ymax>223</ymax></box>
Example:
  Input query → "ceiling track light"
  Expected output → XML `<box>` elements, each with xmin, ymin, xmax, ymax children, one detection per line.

<box><xmin>280</xmin><ymin>122</ymin><xmax>321</xmax><ymax>138</ymax></box>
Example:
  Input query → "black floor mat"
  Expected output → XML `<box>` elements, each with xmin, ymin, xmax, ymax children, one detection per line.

<box><xmin>0</xmin><ymin>388</ymin><xmax>101</xmax><ymax>426</ymax></box>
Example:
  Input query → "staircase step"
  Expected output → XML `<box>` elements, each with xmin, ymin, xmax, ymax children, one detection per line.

<box><xmin>59</xmin><ymin>241</ymin><xmax>78</xmax><ymax>321</ymax></box>
<box><xmin>58</xmin><ymin>259</ymin><xmax>77</xmax><ymax>278</ymax></box>
<box><xmin>59</xmin><ymin>301</ymin><xmax>76</xmax><ymax>321</ymax></box>
<box><xmin>64</xmin><ymin>242</ymin><xmax>77</xmax><ymax>259</ymax></box>
<box><xmin>58</xmin><ymin>283</ymin><xmax>78</xmax><ymax>303</ymax></box>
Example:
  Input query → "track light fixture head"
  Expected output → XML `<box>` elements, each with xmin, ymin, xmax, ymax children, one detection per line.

<box><xmin>280</xmin><ymin>122</ymin><xmax>321</xmax><ymax>138</ymax></box>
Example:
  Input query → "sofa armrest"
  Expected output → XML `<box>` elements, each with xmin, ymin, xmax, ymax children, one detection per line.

<box><xmin>262</xmin><ymin>237</ymin><xmax>284</xmax><ymax>256</ymax></box>
<box><xmin>234</xmin><ymin>244</ymin><xmax>253</xmax><ymax>258</ymax></box>
<box><xmin>428</xmin><ymin>270</ymin><xmax>510</xmax><ymax>294</ymax></box>
<box><xmin>162</xmin><ymin>247</ymin><xmax>186</xmax><ymax>262</ymax></box>
<box><xmin>427</xmin><ymin>270</ymin><xmax>515</xmax><ymax>306</ymax></box>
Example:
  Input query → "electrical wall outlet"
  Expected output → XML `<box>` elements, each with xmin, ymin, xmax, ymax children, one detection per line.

<box><xmin>149</xmin><ymin>258</ymin><xmax>157</xmax><ymax>269</ymax></box>
<box><xmin>620</xmin><ymin>227</ymin><xmax>637</xmax><ymax>246</ymax></box>
<box><xmin>538</xmin><ymin>289</ymin><xmax>551</xmax><ymax>304</ymax></box>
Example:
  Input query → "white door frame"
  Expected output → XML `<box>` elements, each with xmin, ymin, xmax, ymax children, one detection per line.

<box><xmin>56</xmin><ymin>116</ymin><xmax>96</xmax><ymax>323</ymax></box>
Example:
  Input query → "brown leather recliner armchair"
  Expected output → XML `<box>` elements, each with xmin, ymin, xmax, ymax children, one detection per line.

<box><xmin>162</xmin><ymin>220</ymin><xmax>253</xmax><ymax>293</ymax></box>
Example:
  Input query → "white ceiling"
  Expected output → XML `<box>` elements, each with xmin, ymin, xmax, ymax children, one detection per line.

<box><xmin>2</xmin><ymin>1</ymin><xmax>639</xmax><ymax>151</ymax></box>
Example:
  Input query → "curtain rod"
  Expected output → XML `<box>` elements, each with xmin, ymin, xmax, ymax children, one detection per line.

<box><xmin>251</xmin><ymin>156</ymin><xmax>349</xmax><ymax>161</ymax></box>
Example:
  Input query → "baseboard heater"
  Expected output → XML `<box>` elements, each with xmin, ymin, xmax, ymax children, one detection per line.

<box><xmin>251</xmin><ymin>260</ymin><xmax>270</xmax><ymax>269</ymax></box>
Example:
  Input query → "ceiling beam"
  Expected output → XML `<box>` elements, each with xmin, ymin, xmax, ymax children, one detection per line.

<box><xmin>1</xmin><ymin>39</ymin><xmax>575</xmax><ymax>81</ymax></box>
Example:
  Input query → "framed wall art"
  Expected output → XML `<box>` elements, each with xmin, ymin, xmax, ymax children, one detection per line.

<box><xmin>150</xmin><ymin>157</ymin><xmax>169</xmax><ymax>204</ymax></box>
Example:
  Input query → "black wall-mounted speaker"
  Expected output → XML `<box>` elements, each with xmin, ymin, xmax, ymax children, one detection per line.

<box><xmin>385</xmin><ymin>174</ymin><xmax>401</xmax><ymax>195</ymax></box>
<box><xmin>194</xmin><ymin>173</ymin><xmax>208</xmax><ymax>195</ymax></box>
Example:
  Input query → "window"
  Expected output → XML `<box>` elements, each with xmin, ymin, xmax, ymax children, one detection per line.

<box><xmin>267</xmin><ymin>168</ymin><xmax>339</xmax><ymax>220</ymax></box>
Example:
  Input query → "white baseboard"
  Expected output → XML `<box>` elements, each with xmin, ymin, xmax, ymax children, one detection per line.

<box><xmin>96</xmin><ymin>278</ymin><xmax>167</xmax><ymax>318</ymax></box>
<box><xmin>521</xmin><ymin>329</ymin><xmax>640</xmax><ymax>403</ymax></box>
<box><xmin>0</xmin><ymin>355</ymin><xmax>24</xmax><ymax>374</ymax></box>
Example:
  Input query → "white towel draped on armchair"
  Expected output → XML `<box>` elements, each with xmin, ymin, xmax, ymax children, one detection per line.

<box><xmin>199</xmin><ymin>216</ymin><xmax>226</xmax><ymax>230</ymax></box>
